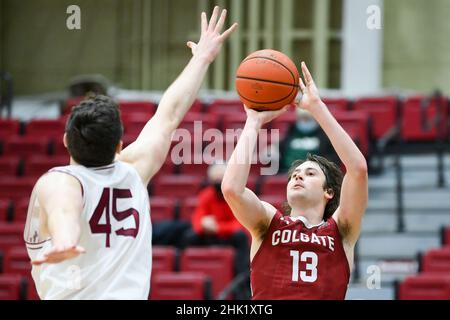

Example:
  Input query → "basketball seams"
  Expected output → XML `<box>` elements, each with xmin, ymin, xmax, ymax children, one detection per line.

<box><xmin>238</xmin><ymin>56</ymin><xmax>299</xmax><ymax>86</ymax></box>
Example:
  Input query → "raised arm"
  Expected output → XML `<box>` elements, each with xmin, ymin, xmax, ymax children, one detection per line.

<box><xmin>298</xmin><ymin>62</ymin><xmax>368</xmax><ymax>244</ymax></box>
<box><xmin>221</xmin><ymin>106</ymin><xmax>288</xmax><ymax>239</ymax></box>
<box><xmin>118</xmin><ymin>7</ymin><xmax>238</xmax><ymax>185</ymax></box>
<box><xmin>31</xmin><ymin>172</ymin><xmax>85</xmax><ymax>265</ymax></box>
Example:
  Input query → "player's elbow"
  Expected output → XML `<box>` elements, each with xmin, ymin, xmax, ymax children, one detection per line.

<box><xmin>349</xmin><ymin>159</ymin><xmax>368</xmax><ymax>177</ymax></box>
<box><xmin>221</xmin><ymin>181</ymin><xmax>242</xmax><ymax>199</ymax></box>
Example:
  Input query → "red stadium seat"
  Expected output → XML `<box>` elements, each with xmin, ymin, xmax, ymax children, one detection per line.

<box><xmin>52</xmin><ymin>140</ymin><xmax>69</xmax><ymax>157</ymax></box>
<box><xmin>179</xmin><ymin>197</ymin><xmax>198</xmax><ymax>222</ymax></box>
<box><xmin>222</xmin><ymin>113</ymin><xmax>247</xmax><ymax>131</ymax></box>
<box><xmin>401</xmin><ymin>96</ymin><xmax>448</xmax><ymax>141</ymax></box>
<box><xmin>0</xmin><ymin>222</ymin><xmax>25</xmax><ymax>257</ymax></box>
<box><xmin>0</xmin><ymin>275</ymin><xmax>22</xmax><ymax>300</ymax></box>
<box><xmin>180</xmin><ymin>247</ymin><xmax>235</xmax><ymax>298</ymax></box>
<box><xmin>150</xmin><ymin>197</ymin><xmax>176</xmax><ymax>223</ymax></box>
<box><xmin>353</xmin><ymin>96</ymin><xmax>398</xmax><ymax>140</ymax></box>
<box><xmin>0</xmin><ymin>178</ymin><xmax>36</xmax><ymax>202</ymax></box>
<box><xmin>178</xmin><ymin>162</ymin><xmax>209</xmax><ymax>177</ymax></box>
<box><xmin>25</xmin><ymin>119</ymin><xmax>66</xmax><ymax>140</ymax></box>
<box><xmin>13</xmin><ymin>198</ymin><xmax>30</xmax><ymax>222</ymax></box>
<box><xmin>119</xmin><ymin>100</ymin><xmax>157</xmax><ymax>117</ymax></box>
<box><xmin>153</xmin><ymin>175</ymin><xmax>203</xmax><ymax>198</ymax></box>
<box><xmin>150</xmin><ymin>272</ymin><xmax>210</xmax><ymax>300</ymax></box>
<box><xmin>0</xmin><ymin>119</ymin><xmax>20</xmax><ymax>142</ymax></box>
<box><xmin>177</xmin><ymin>113</ymin><xmax>218</xmax><ymax>134</ymax></box>
<box><xmin>4</xmin><ymin>246</ymin><xmax>31</xmax><ymax>276</ymax></box>
<box><xmin>63</xmin><ymin>97</ymin><xmax>84</xmax><ymax>114</ymax></box>
<box><xmin>0</xmin><ymin>156</ymin><xmax>20</xmax><ymax>176</ymax></box>
<box><xmin>152</xmin><ymin>246</ymin><xmax>177</xmax><ymax>277</ymax></box>
<box><xmin>353</xmin><ymin>97</ymin><xmax>399</xmax><ymax>139</ymax></box>
<box><xmin>398</xmin><ymin>274</ymin><xmax>450</xmax><ymax>300</ymax></box>
<box><xmin>322</xmin><ymin>98</ymin><xmax>350</xmax><ymax>114</ymax></box>
<box><xmin>271</xmin><ymin>107</ymin><xmax>296</xmax><ymax>129</ymax></box>
<box><xmin>334</xmin><ymin>111</ymin><xmax>370</xmax><ymax>156</ymax></box>
<box><xmin>122</xmin><ymin>116</ymin><xmax>150</xmax><ymax>136</ymax></box>
<box><xmin>3</xmin><ymin>137</ymin><xmax>49</xmax><ymax>159</ymax></box>
<box><xmin>207</xmin><ymin>99</ymin><xmax>244</xmax><ymax>116</ymax></box>
<box><xmin>0</xmin><ymin>200</ymin><xmax>11</xmax><ymax>222</ymax></box>
<box><xmin>24</xmin><ymin>155</ymin><xmax>69</xmax><ymax>179</ymax></box>
<box><xmin>260</xmin><ymin>175</ymin><xmax>288</xmax><ymax>198</ymax></box>
<box><xmin>26</xmin><ymin>277</ymin><xmax>39</xmax><ymax>300</ymax></box>
<box><xmin>445</xmin><ymin>227</ymin><xmax>450</xmax><ymax>246</ymax></box>
<box><xmin>422</xmin><ymin>248</ymin><xmax>450</xmax><ymax>273</ymax></box>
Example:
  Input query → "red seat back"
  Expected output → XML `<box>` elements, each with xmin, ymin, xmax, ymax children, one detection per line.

<box><xmin>150</xmin><ymin>272</ymin><xmax>209</xmax><ymax>300</ymax></box>
<box><xmin>422</xmin><ymin>248</ymin><xmax>450</xmax><ymax>273</ymax></box>
<box><xmin>0</xmin><ymin>222</ymin><xmax>25</xmax><ymax>253</ymax></box>
<box><xmin>180</xmin><ymin>247</ymin><xmax>234</xmax><ymax>298</ymax></box>
<box><xmin>353</xmin><ymin>96</ymin><xmax>398</xmax><ymax>139</ymax></box>
<box><xmin>399</xmin><ymin>274</ymin><xmax>450</xmax><ymax>300</ymax></box>
<box><xmin>0</xmin><ymin>119</ymin><xmax>20</xmax><ymax>141</ymax></box>
<box><xmin>4</xmin><ymin>246</ymin><xmax>31</xmax><ymax>277</ymax></box>
<box><xmin>3</xmin><ymin>137</ymin><xmax>49</xmax><ymax>159</ymax></box>
<box><xmin>25</xmin><ymin>119</ymin><xmax>66</xmax><ymax>140</ymax></box>
<box><xmin>401</xmin><ymin>96</ymin><xmax>448</xmax><ymax>141</ymax></box>
<box><xmin>0</xmin><ymin>178</ymin><xmax>36</xmax><ymax>202</ymax></box>
<box><xmin>0</xmin><ymin>156</ymin><xmax>20</xmax><ymax>176</ymax></box>
<box><xmin>0</xmin><ymin>275</ymin><xmax>22</xmax><ymax>300</ymax></box>
<box><xmin>150</xmin><ymin>197</ymin><xmax>176</xmax><ymax>223</ymax></box>
<box><xmin>24</xmin><ymin>155</ymin><xmax>69</xmax><ymax>179</ymax></box>
<box><xmin>152</xmin><ymin>246</ymin><xmax>176</xmax><ymax>277</ymax></box>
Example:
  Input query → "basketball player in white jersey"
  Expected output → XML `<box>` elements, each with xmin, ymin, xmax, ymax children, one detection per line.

<box><xmin>23</xmin><ymin>7</ymin><xmax>237</xmax><ymax>300</ymax></box>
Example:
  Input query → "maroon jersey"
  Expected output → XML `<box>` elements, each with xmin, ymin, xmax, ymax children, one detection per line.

<box><xmin>251</xmin><ymin>211</ymin><xmax>350</xmax><ymax>300</ymax></box>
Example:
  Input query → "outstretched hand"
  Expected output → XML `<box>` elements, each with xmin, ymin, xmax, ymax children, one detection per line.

<box><xmin>244</xmin><ymin>104</ymin><xmax>291</xmax><ymax>126</ymax></box>
<box><xmin>297</xmin><ymin>61</ymin><xmax>322</xmax><ymax>111</ymax></box>
<box><xmin>31</xmin><ymin>245</ymin><xmax>86</xmax><ymax>266</ymax></box>
<box><xmin>187</xmin><ymin>6</ymin><xmax>238</xmax><ymax>63</ymax></box>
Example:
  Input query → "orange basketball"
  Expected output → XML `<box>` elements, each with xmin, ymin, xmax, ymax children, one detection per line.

<box><xmin>235</xmin><ymin>49</ymin><xmax>300</xmax><ymax>111</ymax></box>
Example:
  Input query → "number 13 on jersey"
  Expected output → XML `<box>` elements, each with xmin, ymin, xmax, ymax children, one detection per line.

<box><xmin>290</xmin><ymin>250</ymin><xmax>318</xmax><ymax>283</ymax></box>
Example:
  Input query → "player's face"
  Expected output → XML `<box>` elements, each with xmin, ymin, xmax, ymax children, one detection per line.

<box><xmin>286</xmin><ymin>161</ymin><xmax>327</xmax><ymax>204</ymax></box>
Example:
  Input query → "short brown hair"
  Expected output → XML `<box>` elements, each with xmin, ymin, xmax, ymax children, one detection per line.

<box><xmin>284</xmin><ymin>153</ymin><xmax>343</xmax><ymax>220</ymax></box>
<box><xmin>66</xmin><ymin>95</ymin><xmax>123</xmax><ymax>167</ymax></box>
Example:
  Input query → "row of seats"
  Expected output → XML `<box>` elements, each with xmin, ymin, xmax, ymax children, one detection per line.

<box><xmin>398</xmin><ymin>227</ymin><xmax>450</xmax><ymax>299</ymax></box>
<box><xmin>0</xmin><ymin>245</ymin><xmax>235</xmax><ymax>300</ymax></box>
<box><xmin>0</xmin><ymin>172</ymin><xmax>288</xmax><ymax>221</ymax></box>
<box><xmin>151</xmin><ymin>246</ymin><xmax>235</xmax><ymax>299</ymax></box>
<box><xmin>63</xmin><ymin>95</ymin><xmax>450</xmax><ymax>142</ymax></box>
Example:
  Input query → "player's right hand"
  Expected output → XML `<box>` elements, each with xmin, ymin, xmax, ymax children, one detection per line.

<box><xmin>186</xmin><ymin>6</ymin><xmax>238</xmax><ymax>63</ymax></box>
<box><xmin>31</xmin><ymin>245</ymin><xmax>86</xmax><ymax>266</ymax></box>
<box><xmin>244</xmin><ymin>104</ymin><xmax>291</xmax><ymax>125</ymax></box>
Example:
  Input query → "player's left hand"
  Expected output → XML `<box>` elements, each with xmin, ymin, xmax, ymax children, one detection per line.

<box><xmin>297</xmin><ymin>61</ymin><xmax>323</xmax><ymax>111</ymax></box>
<box><xmin>187</xmin><ymin>6</ymin><xmax>238</xmax><ymax>63</ymax></box>
<box><xmin>31</xmin><ymin>245</ymin><xmax>86</xmax><ymax>266</ymax></box>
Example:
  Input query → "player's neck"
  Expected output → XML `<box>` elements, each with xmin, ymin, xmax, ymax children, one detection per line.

<box><xmin>290</xmin><ymin>206</ymin><xmax>324</xmax><ymax>225</ymax></box>
<box><xmin>69</xmin><ymin>157</ymin><xmax>79</xmax><ymax>166</ymax></box>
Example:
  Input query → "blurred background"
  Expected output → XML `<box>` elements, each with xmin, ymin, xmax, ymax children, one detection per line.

<box><xmin>0</xmin><ymin>0</ymin><xmax>449</xmax><ymax>300</ymax></box>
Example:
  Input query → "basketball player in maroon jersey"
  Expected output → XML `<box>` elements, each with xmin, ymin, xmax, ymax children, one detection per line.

<box><xmin>222</xmin><ymin>62</ymin><xmax>368</xmax><ymax>299</ymax></box>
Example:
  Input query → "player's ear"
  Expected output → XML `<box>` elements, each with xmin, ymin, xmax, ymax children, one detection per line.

<box><xmin>63</xmin><ymin>133</ymin><xmax>68</xmax><ymax>149</ymax></box>
<box><xmin>116</xmin><ymin>140</ymin><xmax>123</xmax><ymax>154</ymax></box>
<box><xmin>324</xmin><ymin>188</ymin><xmax>334</xmax><ymax>200</ymax></box>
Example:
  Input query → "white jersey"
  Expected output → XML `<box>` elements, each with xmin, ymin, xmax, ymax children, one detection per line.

<box><xmin>24</xmin><ymin>161</ymin><xmax>152</xmax><ymax>300</ymax></box>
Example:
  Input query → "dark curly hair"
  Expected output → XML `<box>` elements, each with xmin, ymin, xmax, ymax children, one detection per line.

<box><xmin>284</xmin><ymin>153</ymin><xmax>343</xmax><ymax>221</ymax></box>
<box><xmin>65</xmin><ymin>95</ymin><xmax>123</xmax><ymax>167</ymax></box>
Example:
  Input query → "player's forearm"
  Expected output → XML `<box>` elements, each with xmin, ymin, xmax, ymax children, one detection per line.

<box><xmin>47</xmin><ymin>210</ymin><xmax>81</xmax><ymax>247</ymax></box>
<box><xmin>154</xmin><ymin>55</ymin><xmax>211</xmax><ymax>132</ymax></box>
<box><xmin>309</xmin><ymin>101</ymin><xmax>367</xmax><ymax>173</ymax></box>
<box><xmin>222</xmin><ymin>118</ymin><xmax>261</xmax><ymax>195</ymax></box>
